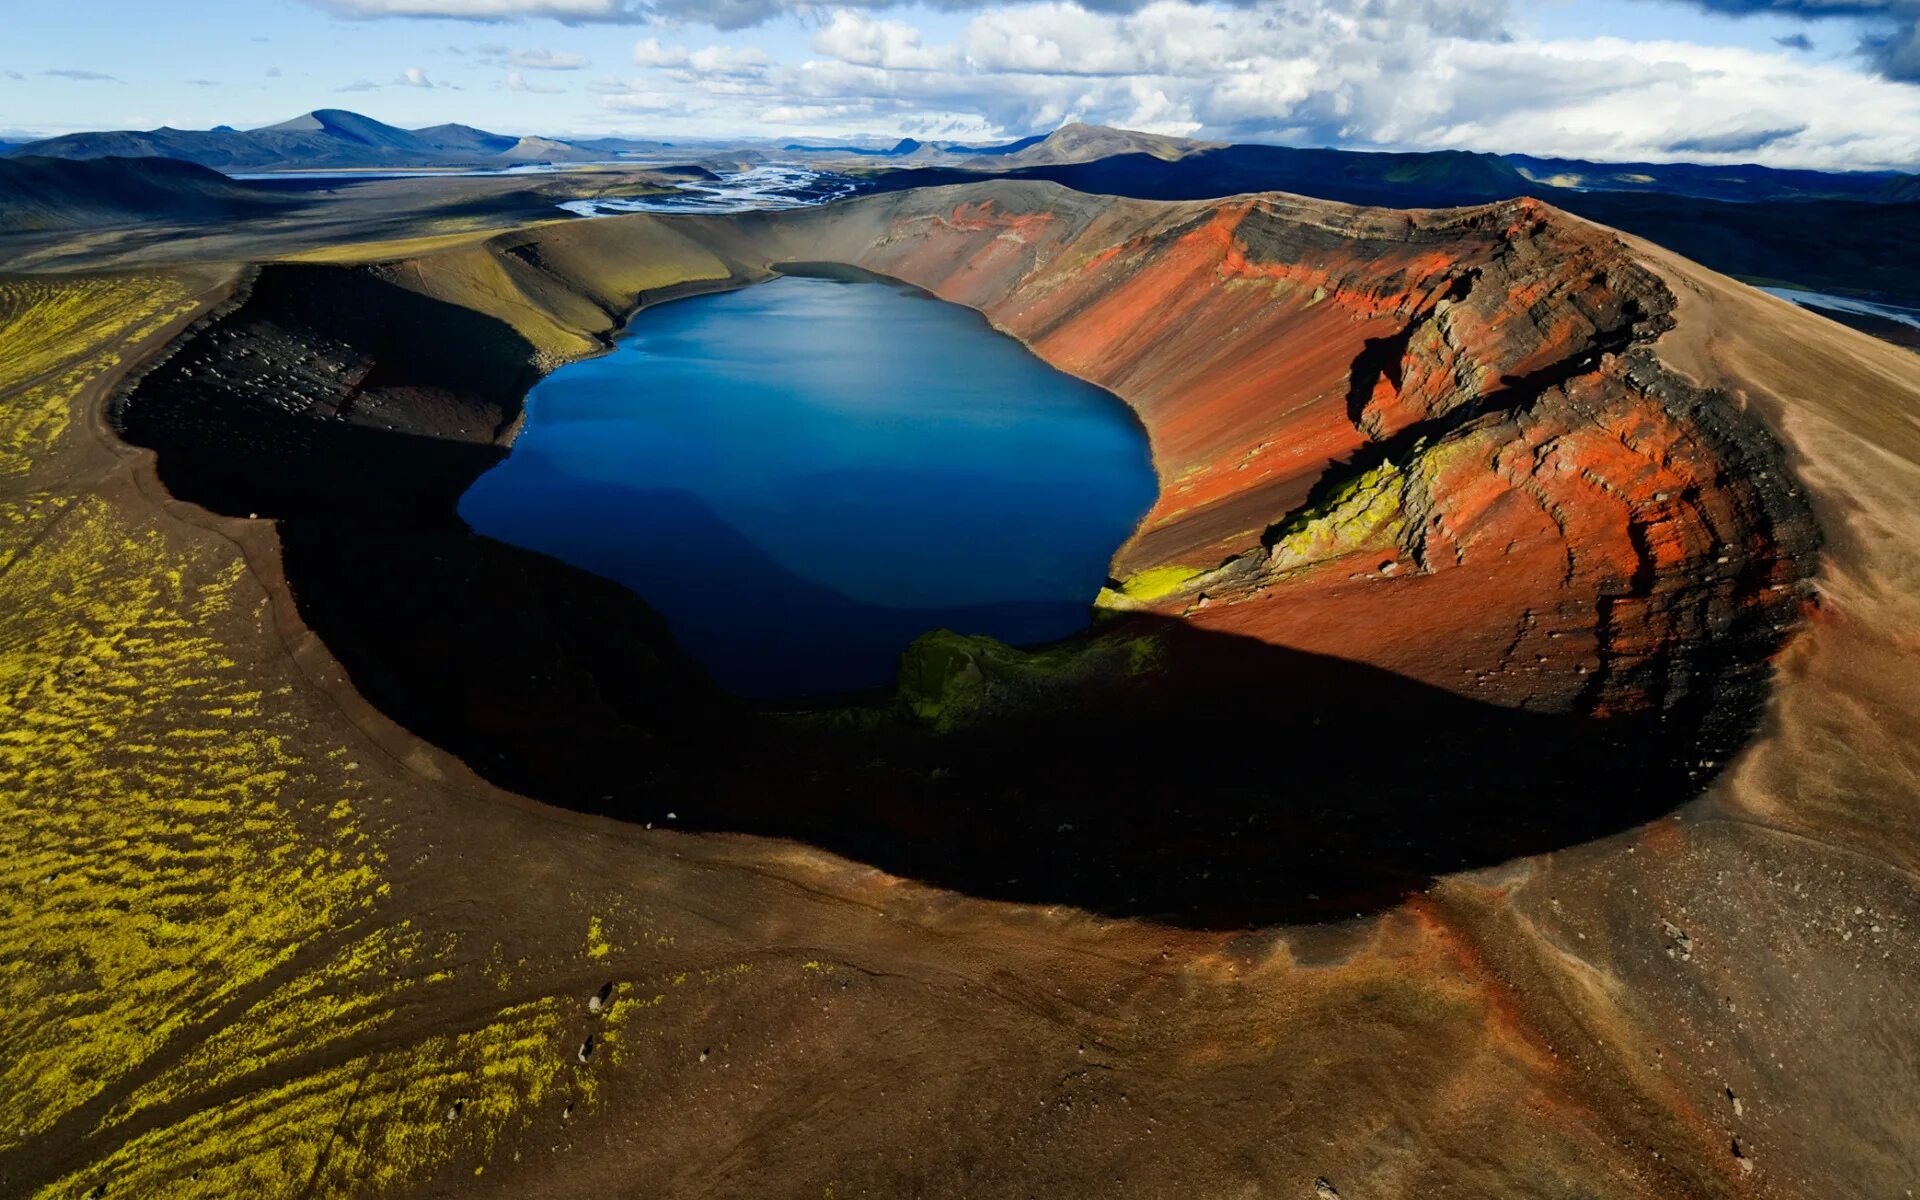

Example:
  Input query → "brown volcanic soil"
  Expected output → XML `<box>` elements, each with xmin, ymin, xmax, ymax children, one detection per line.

<box><xmin>2</xmin><ymin>181</ymin><xmax>1915</xmax><ymax>1198</ymax></box>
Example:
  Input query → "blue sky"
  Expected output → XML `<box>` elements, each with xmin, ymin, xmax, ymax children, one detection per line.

<box><xmin>5</xmin><ymin>0</ymin><xmax>1918</xmax><ymax>169</ymax></box>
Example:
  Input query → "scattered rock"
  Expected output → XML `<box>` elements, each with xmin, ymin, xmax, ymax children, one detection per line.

<box><xmin>445</xmin><ymin>1099</ymin><xmax>465</xmax><ymax>1122</ymax></box>
<box><xmin>1314</xmin><ymin>1179</ymin><xmax>1340</xmax><ymax>1199</ymax></box>
<box><xmin>576</xmin><ymin>1034</ymin><xmax>595</xmax><ymax>1064</ymax></box>
<box><xmin>588</xmin><ymin>981</ymin><xmax>613</xmax><ymax>1014</ymax></box>
<box><xmin>1662</xmin><ymin>920</ymin><xmax>1694</xmax><ymax>961</ymax></box>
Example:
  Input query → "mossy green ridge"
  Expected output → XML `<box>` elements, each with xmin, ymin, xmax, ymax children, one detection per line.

<box><xmin>1264</xmin><ymin>454</ymin><xmax>1414</xmax><ymax>573</ymax></box>
<box><xmin>898</xmin><ymin>628</ymin><xmax>1163</xmax><ymax>733</ymax></box>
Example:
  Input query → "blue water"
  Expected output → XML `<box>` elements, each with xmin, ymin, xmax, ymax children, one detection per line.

<box><xmin>458</xmin><ymin>271</ymin><xmax>1158</xmax><ymax>698</ymax></box>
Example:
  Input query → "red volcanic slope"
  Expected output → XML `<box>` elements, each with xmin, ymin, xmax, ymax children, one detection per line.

<box><xmin>753</xmin><ymin>188</ymin><xmax>1811</xmax><ymax>719</ymax></box>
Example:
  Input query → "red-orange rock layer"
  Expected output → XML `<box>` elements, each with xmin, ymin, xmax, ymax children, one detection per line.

<box><xmin>786</xmin><ymin>191</ymin><xmax>1810</xmax><ymax>718</ymax></box>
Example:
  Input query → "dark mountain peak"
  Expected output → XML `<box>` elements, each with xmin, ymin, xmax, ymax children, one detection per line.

<box><xmin>255</xmin><ymin>109</ymin><xmax>415</xmax><ymax>149</ymax></box>
<box><xmin>255</xmin><ymin>109</ymin><xmax>337</xmax><ymax>133</ymax></box>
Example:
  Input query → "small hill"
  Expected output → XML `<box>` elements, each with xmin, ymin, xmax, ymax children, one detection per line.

<box><xmin>496</xmin><ymin>136</ymin><xmax>604</xmax><ymax>164</ymax></box>
<box><xmin>983</xmin><ymin>123</ymin><xmax>1220</xmax><ymax>167</ymax></box>
<box><xmin>411</xmin><ymin>123</ymin><xmax>520</xmax><ymax>156</ymax></box>
<box><xmin>0</xmin><ymin>155</ymin><xmax>283</xmax><ymax>231</ymax></box>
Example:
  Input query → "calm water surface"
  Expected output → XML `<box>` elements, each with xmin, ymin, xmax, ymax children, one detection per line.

<box><xmin>459</xmin><ymin>272</ymin><xmax>1157</xmax><ymax>697</ymax></box>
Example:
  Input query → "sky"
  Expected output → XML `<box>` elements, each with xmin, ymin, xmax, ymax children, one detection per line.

<box><xmin>5</xmin><ymin>0</ymin><xmax>1920</xmax><ymax>170</ymax></box>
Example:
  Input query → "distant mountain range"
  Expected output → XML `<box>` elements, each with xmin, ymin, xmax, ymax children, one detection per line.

<box><xmin>867</xmin><ymin>139</ymin><xmax>1543</xmax><ymax>209</ymax></box>
<box><xmin>779</xmin><ymin>134</ymin><xmax>1047</xmax><ymax>160</ymax></box>
<box><xmin>776</xmin><ymin>125</ymin><xmax>1214</xmax><ymax>168</ymax></box>
<box><xmin>870</xmin><ymin>125</ymin><xmax>1913</xmax><ymax>208</ymax></box>
<box><xmin>2</xmin><ymin>109</ymin><xmax>614</xmax><ymax>172</ymax></box>
<box><xmin>6</xmin><ymin>109</ymin><xmax>1914</xmax><ymax>210</ymax></box>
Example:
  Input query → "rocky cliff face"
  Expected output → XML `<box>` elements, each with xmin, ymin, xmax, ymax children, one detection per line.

<box><xmin>753</xmin><ymin>188</ymin><xmax>1815</xmax><ymax>727</ymax></box>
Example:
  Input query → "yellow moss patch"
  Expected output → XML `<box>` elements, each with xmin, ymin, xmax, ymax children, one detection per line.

<box><xmin>34</xmin><ymin>996</ymin><xmax>578</xmax><ymax>1199</ymax></box>
<box><xmin>1265</xmin><ymin>457</ymin><xmax>1411</xmax><ymax>573</ymax></box>
<box><xmin>279</xmin><ymin>221</ymin><xmax>565</xmax><ymax>267</ymax></box>
<box><xmin>0</xmin><ymin>264</ymin><xmax>745</xmax><ymax>1197</ymax></box>
<box><xmin>0</xmin><ymin>503</ymin><xmax>383</xmax><ymax>1148</ymax></box>
<box><xmin>1096</xmin><ymin>563</ymin><xmax>1208</xmax><ymax>608</ymax></box>
<box><xmin>0</xmin><ymin>274</ymin><xmax>199</xmax><ymax>476</ymax></box>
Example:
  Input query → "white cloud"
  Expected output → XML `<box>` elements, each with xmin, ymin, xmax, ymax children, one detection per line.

<box><xmin>397</xmin><ymin>65</ymin><xmax>435</xmax><ymax>86</ymax></box>
<box><xmin>302</xmin><ymin>0</ymin><xmax>1920</xmax><ymax>169</ymax></box>
<box><xmin>506</xmin><ymin>68</ymin><xmax>565</xmax><ymax>91</ymax></box>
<box><xmin>813</xmin><ymin>11</ymin><xmax>950</xmax><ymax>70</ymax></box>
<box><xmin>631</xmin><ymin>37</ymin><xmax>688</xmax><ymax>68</ymax></box>
<box><xmin>596</xmin><ymin>89</ymin><xmax>695</xmax><ymax>114</ymax></box>
<box><xmin>770</xmin><ymin>1</ymin><xmax>1920</xmax><ymax>169</ymax></box>
<box><xmin>689</xmin><ymin>43</ymin><xmax>772</xmax><ymax>75</ymax></box>
<box><xmin>633</xmin><ymin>36</ymin><xmax>771</xmax><ymax>77</ymax></box>
<box><xmin>307</xmin><ymin>0</ymin><xmax>650</xmax><ymax>19</ymax></box>
<box><xmin>763</xmin><ymin>102</ymin><xmax>867</xmax><ymax>123</ymax></box>
<box><xmin>483</xmin><ymin>46</ymin><xmax>591</xmax><ymax>68</ymax></box>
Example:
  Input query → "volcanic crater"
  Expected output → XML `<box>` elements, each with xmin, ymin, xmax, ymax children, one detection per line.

<box><xmin>111</xmin><ymin>182</ymin><xmax>1819</xmax><ymax>924</ymax></box>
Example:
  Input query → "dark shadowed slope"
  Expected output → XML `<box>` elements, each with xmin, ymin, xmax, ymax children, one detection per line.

<box><xmin>1874</xmin><ymin>172</ymin><xmax>1920</xmax><ymax>201</ymax></box>
<box><xmin>0</xmin><ymin>155</ymin><xmax>289</xmax><ymax>230</ymax></box>
<box><xmin>1505</xmin><ymin>153</ymin><xmax>1900</xmax><ymax>202</ymax></box>
<box><xmin>868</xmin><ymin>142</ymin><xmax>1534</xmax><ymax>208</ymax></box>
